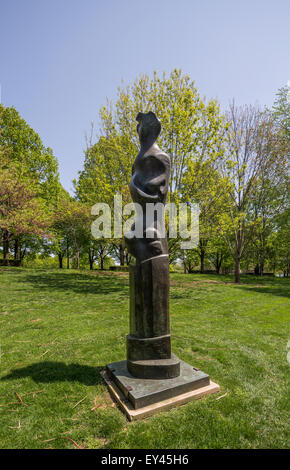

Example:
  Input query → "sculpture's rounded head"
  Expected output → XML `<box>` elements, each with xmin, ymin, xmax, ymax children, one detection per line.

<box><xmin>136</xmin><ymin>111</ymin><xmax>161</xmax><ymax>146</ymax></box>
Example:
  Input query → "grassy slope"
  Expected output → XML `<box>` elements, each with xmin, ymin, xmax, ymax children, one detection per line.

<box><xmin>0</xmin><ymin>268</ymin><xmax>289</xmax><ymax>449</ymax></box>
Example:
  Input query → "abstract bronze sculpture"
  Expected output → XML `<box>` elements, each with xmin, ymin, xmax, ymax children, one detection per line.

<box><xmin>125</xmin><ymin>111</ymin><xmax>180</xmax><ymax>380</ymax></box>
<box><xmin>104</xmin><ymin>112</ymin><xmax>219</xmax><ymax>419</ymax></box>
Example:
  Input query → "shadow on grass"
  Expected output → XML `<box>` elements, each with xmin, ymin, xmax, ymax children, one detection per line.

<box><xmin>1</xmin><ymin>361</ymin><xmax>105</xmax><ymax>386</ymax></box>
<box><xmin>0</xmin><ymin>268</ymin><xmax>25</xmax><ymax>273</ymax></box>
<box><xmin>22</xmin><ymin>271</ymin><xmax>128</xmax><ymax>296</ymax></box>
<box><xmin>237</xmin><ymin>285</ymin><xmax>290</xmax><ymax>299</ymax></box>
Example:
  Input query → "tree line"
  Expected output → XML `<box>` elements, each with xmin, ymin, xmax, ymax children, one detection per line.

<box><xmin>0</xmin><ymin>70</ymin><xmax>289</xmax><ymax>283</ymax></box>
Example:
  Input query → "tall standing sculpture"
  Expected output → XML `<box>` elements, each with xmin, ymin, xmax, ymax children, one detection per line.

<box><xmin>125</xmin><ymin>111</ymin><xmax>180</xmax><ymax>380</ymax></box>
<box><xmin>104</xmin><ymin>112</ymin><xmax>219</xmax><ymax>419</ymax></box>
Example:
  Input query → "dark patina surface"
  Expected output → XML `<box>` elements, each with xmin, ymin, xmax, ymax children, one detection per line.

<box><xmin>105</xmin><ymin>112</ymin><xmax>213</xmax><ymax>411</ymax></box>
<box><xmin>124</xmin><ymin>111</ymin><xmax>179</xmax><ymax>379</ymax></box>
<box><xmin>106</xmin><ymin>359</ymin><xmax>210</xmax><ymax>409</ymax></box>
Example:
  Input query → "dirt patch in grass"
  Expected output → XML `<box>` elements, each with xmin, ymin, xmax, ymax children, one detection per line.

<box><xmin>91</xmin><ymin>390</ymin><xmax>116</xmax><ymax>411</ymax></box>
<box><xmin>170</xmin><ymin>279</ymin><xmax>274</xmax><ymax>288</ymax></box>
<box><xmin>88</xmin><ymin>270</ymin><xmax>129</xmax><ymax>279</ymax></box>
<box><xmin>170</xmin><ymin>279</ymin><xmax>225</xmax><ymax>287</ymax></box>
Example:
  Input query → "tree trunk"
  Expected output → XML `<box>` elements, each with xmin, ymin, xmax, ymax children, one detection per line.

<box><xmin>235</xmin><ymin>257</ymin><xmax>241</xmax><ymax>283</ymax></box>
<box><xmin>58</xmin><ymin>253</ymin><xmax>63</xmax><ymax>269</ymax></box>
<box><xmin>20</xmin><ymin>248</ymin><xmax>26</xmax><ymax>266</ymax></box>
<box><xmin>215</xmin><ymin>251</ymin><xmax>223</xmax><ymax>274</ymax></box>
<box><xmin>199</xmin><ymin>239</ymin><xmax>207</xmax><ymax>274</ymax></box>
<box><xmin>119</xmin><ymin>243</ymin><xmax>125</xmax><ymax>266</ymax></box>
<box><xmin>75</xmin><ymin>250</ymin><xmax>80</xmax><ymax>270</ymax></box>
<box><xmin>89</xmin><ymin>255</ymin><xmax>94</xmax><ymax>270</ymax></box>
<box><xmin>254</xmin><ymin>264</ymin><xmax>260</xmax><ymax>275</ymax></box>
<box><xmin>125</xmin><ymin>252</ymin><xmax>131</xmax><ymax>266</ymax></box>
<box><xmin>14</xmin><ymin>239</ymin><xmax>19</xmax><ymax>261</ymax></box>
<box><xmin>3</xmin><ymin>231</ymin><xmax>10</xmax><ymax>265</ymax></box>
<box><xmin>66</xmin><ymin>239</ymin><xmax>70</xmax><ymax>269</ymax></box>
<box><xmin>200</xmin><ymin>249</ymin><xmax>205</xmax><ymax>274</ymax></box>
<box><xmin>216</xmin><ymin>262</ymin><xmax>221</xmax><ymax>275</ymax></box>
<box><xmin>182</xmin><ymin>253</ymin><xmax>187</xmax><ymax>274</ymax></box>
<box><xmin>88</xmin><ymin>249</ymin><xmax>94</xmax><ymax>270</ymax></box>
<box><xmin>183</xmin><ymin>263</ymin><xmax>187</xmax><ymax>274</ymax></box>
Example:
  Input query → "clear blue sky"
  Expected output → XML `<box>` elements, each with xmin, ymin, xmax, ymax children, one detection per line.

<box><xmin>1</xmin><ymin>0</ymin><xmax>289</xmax><ymax>193</ymax></box>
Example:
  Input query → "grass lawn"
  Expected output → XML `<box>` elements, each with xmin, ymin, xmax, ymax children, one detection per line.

<box><xmin>0</xmin><ymin>267</ymin><xmax>289</xmax><ymax>449</ymax></box>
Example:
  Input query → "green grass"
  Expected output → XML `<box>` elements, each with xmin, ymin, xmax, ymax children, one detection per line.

<box><xmin>0</xmin><ymin>267</ymin><xmax>289</xmax><ymax>449</ymax></box>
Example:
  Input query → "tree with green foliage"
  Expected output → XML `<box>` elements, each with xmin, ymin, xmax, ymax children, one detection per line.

<box><xmin>273</xmin><ymin>85</ymin><xmax>290</xmax><ymax>141</ymax></box>
<box><xmin>248</xmin><ymin>156</ymin><xmax>289</xmax><ymax>275</ymax></box>
<box><xmin>97</xmin><ymin>69</ymin><xmax>226</xmax><ymax>199</ymax></box>
<box><xmin>182</xmin><ymin>158</ymin><xmax>230</xmax><ymax>273</ymax></box>
<box><xmin>75</xmin><ymin>69</ymin><xmax>226</xmax><ymax>264</ymax></box>
<box><xmin>0</xmin><ymin>104</ymin><xmax>60</xmax><ymax>262</ymax></box>
<box><xmin>217</xmin><ymin>103</ymin><xmax>289</xmax><ymax>282</ymax></box>
<box><xmin>266</xmin><ymin>209</ymin><xmax>290</xmax><ymax>276</ymax></box>
<box><xmin>0</xmin><ymin>159</ymin><xmax>50</xmax><ymax>264</ymax></box>
<box><xmin>52</xmin><ymin>197</ymin><xmax>91</xmax><ymax>270</ymax></box>
<box><xmin>207</xmin><ymin>236</ymin><xmax>232</xmax><ymax>274</ymax></box>
<box><xmin>0</xmin><ymin>104</ymin><xmax>59</xmax><ymax>199</ymax></box>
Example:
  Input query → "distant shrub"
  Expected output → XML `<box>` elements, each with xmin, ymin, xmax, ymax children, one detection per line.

<box><xmin>23</xmin><ymin>255</ymin><xmax>59</xmax><ymax>269</ymax></box>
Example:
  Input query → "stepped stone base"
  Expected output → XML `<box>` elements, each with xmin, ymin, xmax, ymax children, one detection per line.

<box><xmin>102</xmin><ymin>358</ymin><xmax>220</xmax><ymax>420</ymax></box>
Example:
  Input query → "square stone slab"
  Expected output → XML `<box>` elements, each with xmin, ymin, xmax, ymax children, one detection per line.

<box><xmin>101</xmin><ymin>368</ymin><xmax>220</xmax><ymax>421</ymax></box>
<box><xmin>105</xmin><ymin>358</ymin><xmax>212</xmax><ymax>409</ymax></box>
